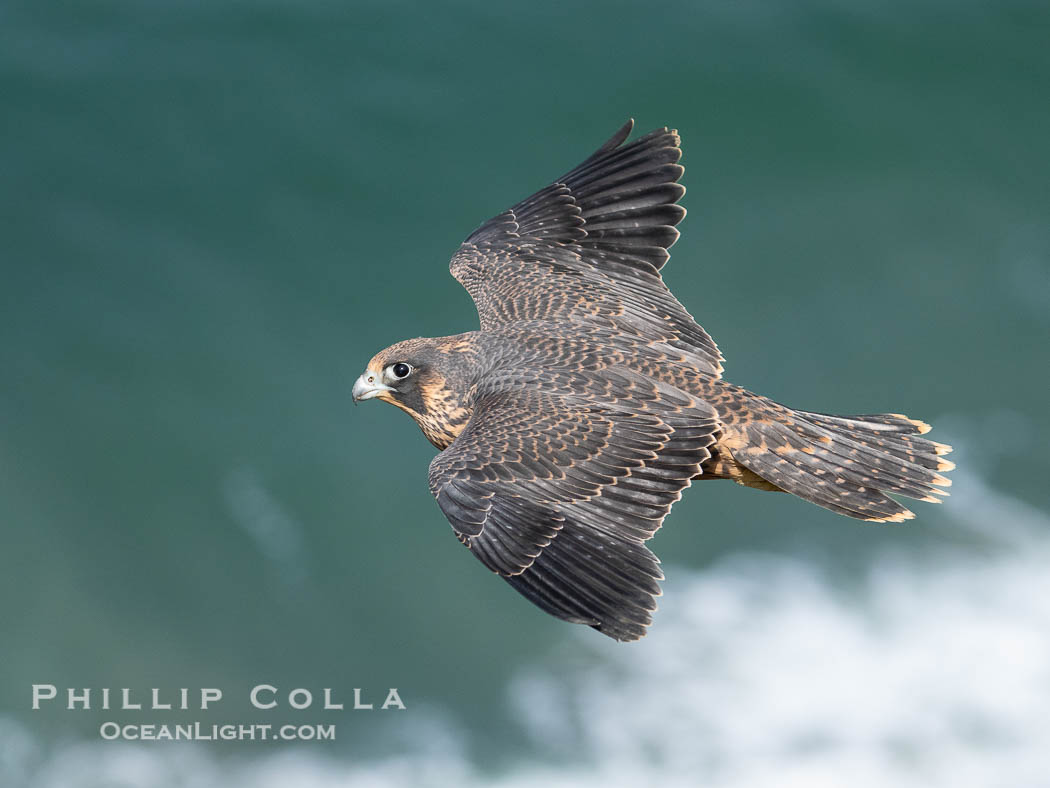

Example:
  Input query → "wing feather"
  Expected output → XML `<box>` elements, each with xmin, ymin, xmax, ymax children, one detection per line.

<box><xmin>450</xmin><ymin>120</ymin><xmax>724</xmax><ymax>376</ymax></box>
<box><xmin>428</xmin><ymin>367</ymin><xmax>719</xmax><ymax>641</ymax></box>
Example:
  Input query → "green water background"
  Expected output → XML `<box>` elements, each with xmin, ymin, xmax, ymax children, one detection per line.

<box><xmin>1</xmin><ymin>0</ymin><xmax>1047</xmax><ymax>769</ymax></box>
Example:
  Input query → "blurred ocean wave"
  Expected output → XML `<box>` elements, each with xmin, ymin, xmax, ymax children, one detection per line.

<box><xmin>5</xmin><ymin>448</ymin><xmax>1049</xmax><ymax>788</ymax></box>
<box><xmin>223</xmin><ymin>466</ymin><xmax>309</xmax><ymax>587</ymax></box>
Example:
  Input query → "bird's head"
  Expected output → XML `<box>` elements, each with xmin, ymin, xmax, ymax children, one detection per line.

<box><xmin>352</xmin><ymin>337</ymin><xmax>435</xmax><ymax>410</ymax></box>
<box><xmin>352</xmin><ymin>335</ymin><xmax>479</xmax><ymax>449</ymax></box>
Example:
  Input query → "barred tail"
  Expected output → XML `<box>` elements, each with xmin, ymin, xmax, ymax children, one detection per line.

<box><xmin>730</xmin><ymin>407</ymin><xmax>955</xmax><ymax>523</ymax></box>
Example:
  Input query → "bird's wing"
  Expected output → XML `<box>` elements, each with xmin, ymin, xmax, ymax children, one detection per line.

<box><xmin>449</xmin><ymin>120</ymin><xmax>724</xmax><ymax>377</ymax></box>
<box><xmin>428</xmin><ymin>366</ymin><xmax>720</xmax><ymax>641</ymax></box>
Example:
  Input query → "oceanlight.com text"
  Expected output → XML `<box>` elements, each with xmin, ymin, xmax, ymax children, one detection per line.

<box><xmin>99</xmin><ymin>722</ymin><xmax>336</xmax><ymax>742</ymax></box>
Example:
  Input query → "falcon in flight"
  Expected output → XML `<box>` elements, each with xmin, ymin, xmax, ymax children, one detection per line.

<box><xmin>352</xmin><ymin>120</ymin><xmax>954</xmax><ymax>641</ymax></box>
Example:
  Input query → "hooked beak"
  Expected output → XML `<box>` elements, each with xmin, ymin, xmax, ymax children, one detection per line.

<box><xmin>352</xmin><ymin>371</ymin><xmax>394</xmax><ymax>403</ymax></box>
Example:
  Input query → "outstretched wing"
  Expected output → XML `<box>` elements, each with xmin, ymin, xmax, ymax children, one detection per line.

<box><xmin>428</xmin><ymin>367</ymin><xmax>719</xmax><ymax>641</ymax></box>
<box><xmin>450</xmin><ymin>120</ymin><xmax>724</xmax><ymax>376</ymax></box>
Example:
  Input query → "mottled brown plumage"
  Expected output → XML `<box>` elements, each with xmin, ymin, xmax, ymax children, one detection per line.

<box><xmin>353</xmin><ymin>119</ymin><xmax>954</xmax><ymax>641</ymax></box>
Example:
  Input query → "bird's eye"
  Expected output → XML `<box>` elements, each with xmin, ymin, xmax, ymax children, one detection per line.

<box><xmin>390</xmin><ymin>362</ymin><xmax>412</xmax><ymax>379</ymax></box>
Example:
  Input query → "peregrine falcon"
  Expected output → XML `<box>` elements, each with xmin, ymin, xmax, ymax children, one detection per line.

<box><xmin>352</xmin><ymin>120</ymin><xmax>954</xmax><ymax>641</ymax></box>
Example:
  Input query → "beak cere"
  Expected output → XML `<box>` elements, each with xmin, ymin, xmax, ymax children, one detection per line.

<box><xmin>352</xmin><ymin>371</ymin><xmax>394</xmax><ymax>403</ymax></box>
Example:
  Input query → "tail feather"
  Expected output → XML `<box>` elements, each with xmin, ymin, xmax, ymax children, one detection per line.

<box><xmin>793</xmin><ymin>416</ymin><xmax>953</xmax><ymax>490</ymax></box>
<box><xmin>803</xmin><ymin>412</ymin><xmax>955</xmax><ymax>467</ymax></box>
<box><xmin>806</xmin><ymin>412</ymin><xmax>932</xmax><ymax>434</ymax></box>
<box><xmin>731</xmin><ymin>407</ymin><xmax>954</xmax><ymax>523</ymax></box>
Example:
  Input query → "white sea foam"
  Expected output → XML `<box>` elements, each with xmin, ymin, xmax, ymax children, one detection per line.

<box><xmin>5</xmin><ymin>440</ymin><xmax>1049</xmax><ymax>788</ymax></box>
<box><xmin>507</xmin><ymin>467</ymin><xmax>1050</xmax><ymax>787</ymax></box>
